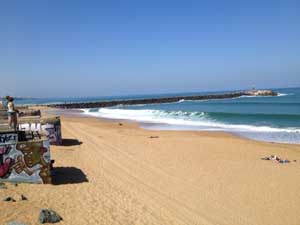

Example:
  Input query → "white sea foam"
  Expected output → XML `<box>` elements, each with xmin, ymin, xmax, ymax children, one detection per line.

<box><xmin>237</xmin><ymin>95</ymin><xmax>258</xmax><ymax>98</ymax></box>
<box><xmin>83</xmin><ymin>108</ymin><xmax>300</xmax><ymax>134</ymax></box>
<box><xmin>236</xmin><ymin>92</ymin><xmax>293</xmax><ymax>99</ymax></box>
<box><xmin>277</xmin><ymin>93</ymin><xmax>292</xmax><ymax>97</ymax></box>
<box><xmin>81</xmin><ymin>108</ymin><xmax>90</xmax><ymax>113</ymax></box>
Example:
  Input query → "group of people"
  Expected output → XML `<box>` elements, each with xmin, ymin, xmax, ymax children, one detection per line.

<box><xmin>1</xmin><ymin>96</ymin><xmax>18</xmax><ymax>130</ymax></box>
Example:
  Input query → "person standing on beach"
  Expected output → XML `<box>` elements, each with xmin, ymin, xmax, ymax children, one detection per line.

<box><xmin>6</xmin><ymin>96</ymin><xmax>18</xmax><ymax>130</ymax></box>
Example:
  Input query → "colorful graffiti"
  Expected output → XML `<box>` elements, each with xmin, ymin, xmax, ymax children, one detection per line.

<box><xmin>18</xmin><ymin>117</ymin><xmax>62</xmax><ymax>145</ymax></box>
<box><xmin>0</xmin><ymin>133</ymin><xmax>18</xmax><ymax>144</ymax></box>
<box><xmin>42</xmin><ymin>123</ymin><xmax>62</xmax><ymax>145</ymax></box>
<box><xmin>0</xmin><ymin>145</ymin><xmax>13</xmax><ymax>178</ymax></box>
<box><xmin>0</xmin><ymin>132</ymin><xmax>51</xmax><ymax>184</ymax></box>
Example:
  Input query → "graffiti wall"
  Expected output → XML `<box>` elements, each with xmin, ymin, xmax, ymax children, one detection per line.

<box><xmin>0</xmin><ymin>132</ymin><xmax>18</xmax><ymax>144</ymax></box>
<box><xmin>42</xmin><ymin>123</ymin><xmax>62</xmax><ymax>145</ymax></box>
<box><xmin>0</xmin><ymin>132</ymin><xmax>51</xmax><ymax>184</ymax></box>
<box><xmin>18</xmin><ymin>117</ymin><xmax>62</xmax><ymax>145</ymax></box>
<box><xmin>19</xmin><ymin>122</ymin><xmax>41</xmax><ymax>131</ymax></box>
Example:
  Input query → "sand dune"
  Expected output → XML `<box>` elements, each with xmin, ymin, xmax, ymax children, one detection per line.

<box><xmin>1</xmin><ymin>116</ymin><xmax>300</xmax><ymax>225</ymax></box>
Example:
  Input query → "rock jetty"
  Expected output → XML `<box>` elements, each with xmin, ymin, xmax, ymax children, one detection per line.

<box><xmin>244</xmin><ymin>90</ymin><xmax>277</xmax><ymax>96</ymax></box>
<box><xmin>50</xmin><ymin>90</ymin><xmax>277</xmax><ymax>109</ymax></box>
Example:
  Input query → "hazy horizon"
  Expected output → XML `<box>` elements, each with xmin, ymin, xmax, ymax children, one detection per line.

<box><xmin>2</xmin><ymin>85</ymin><xmax>298</xmax><ymax>100</ymax></box>
<box><xmin>0</xmin><ymin>1</ymin><xmax>299</xmax><ymax>98</ymax></box>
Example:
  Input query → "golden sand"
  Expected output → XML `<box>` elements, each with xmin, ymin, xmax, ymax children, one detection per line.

<box><xmin>1</xmin><ymin>116</ymin><xmax>300</xmax><ymax>225</ymax></box>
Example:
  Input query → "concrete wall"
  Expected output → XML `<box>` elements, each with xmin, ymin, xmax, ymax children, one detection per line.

<box><xmin>0</xmin><ymin>132</ymin><xmax>51</xmax><ymax>184</ymax></box>
<box><xmin>0</xmin><ymin>109</ymin><xmax>7</xmax><ymax>120</ymax></box>
<box><xmin>19</xmin><ymin>109</ymin><xmax>41</xmax><ymax>117</ymax></box>
<box><xmin>18</xmin><ymin>117</ymin><xmax>62</xmax><ymax>145</ymax></box>
<box><xmin>0</xmin><ymin>109</ymin><xmax>41</xmax><ymax>121</ymax></box>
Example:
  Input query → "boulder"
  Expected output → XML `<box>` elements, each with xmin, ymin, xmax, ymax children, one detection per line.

<box><xmin>20</xmin><ymin>194</ymin><xmax>28</xmax><ymax>201</ymax></box>
<box><xmin>38</xmin><ymin>209</ymin><xmax>62</xmax><ymax>224</ymax></box>
<box><xmin>3</xmin><ymin>196</ymin><xmax>16</xmax><ymax>202</ymax></box>
<box><xmin>245</xmin><ymin>90</ymin><xmax>277</xmax><ymax>96</ymax></box>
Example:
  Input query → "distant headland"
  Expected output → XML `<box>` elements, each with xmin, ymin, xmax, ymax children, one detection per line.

<box><xmin>50</xmin><ymin>89</ymin><xmax>277</xmax><ymax>109</ymax></box>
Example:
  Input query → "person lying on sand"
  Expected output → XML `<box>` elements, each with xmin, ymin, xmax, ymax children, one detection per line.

<box><xmin>261</xmin><ymin>155</ymin><xmax>290</xmax><ymax>163</ymax></box>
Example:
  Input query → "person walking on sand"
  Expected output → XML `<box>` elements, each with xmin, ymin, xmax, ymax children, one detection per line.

<box><xmin>6</xmin><ymin>96</ymin><xmax>18</xmax><ymax>130</ymax></box>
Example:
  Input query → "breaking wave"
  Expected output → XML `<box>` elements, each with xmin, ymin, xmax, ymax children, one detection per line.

<box><xmin>83</xmin><ymin>108</ymin><xmax>300</xmax><ymax>134</ymax></box>
<box><xmin>236</xmin><ymin>92</ymin><xmax>294</xmax><ymax>99</ymax></box>
<box><xmin>277</xmin><ymin>92</ymin><xmax>295</xmax><ymax>97</ymax></box>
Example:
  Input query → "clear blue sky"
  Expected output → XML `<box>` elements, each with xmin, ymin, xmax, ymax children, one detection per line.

<box><xmin>0</xmin><ymin>0</ymin><xmax>299</xmax><ymax>98</ymax></box>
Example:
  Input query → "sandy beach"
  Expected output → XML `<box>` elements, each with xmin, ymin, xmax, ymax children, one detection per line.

<box><xmin>1</xmin><ymin>115</ymin><xmax>300</xmax><ymax>225</ymax></box>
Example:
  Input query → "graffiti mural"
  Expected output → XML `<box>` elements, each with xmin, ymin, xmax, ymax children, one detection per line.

<box><xmin>19</xmin><ymin>122</ymin><xmax>41</xmax><ymax>132</ymax></box>
<box><xmin>0</xmin><ymin>132</ymin><xmax>51</xmax><ymax>184</ymax></box>
<box><xmin>18</xmin><ymin>117</ymin><xmax>62</xmax><ymax>145</ymax></box>
<box><xmin>42</xmin><ymin>123</ymin><xmax>62</xmax><ymax>145</ymax></box>
<box><xmin>0</xmin><ymin>133</ymin><xmax>18</xmax><ymax>144</ymax></box>
<box><xmin>0</xmin><ymin>145</ymin><xmax>14</xmax><ymax>178</ymax></box>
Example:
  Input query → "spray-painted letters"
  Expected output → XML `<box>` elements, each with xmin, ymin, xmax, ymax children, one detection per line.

<box><xmin>0</xmin><ymin>133</ymin><xmax>18</xmax><ymax>144</ymax></box>
<box><xmin>18</xmin><ymin>117</ymin><xmax>62</xmax><ymax>145</ymax></box>
<box><xmin>0</xmin><ymin>132</ymin><xmax>51</xmax><ymax>184</ymax></box>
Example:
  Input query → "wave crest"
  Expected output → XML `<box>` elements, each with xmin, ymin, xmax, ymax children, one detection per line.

<box><xmin>83</xmin><ymin>108</ymin><xmax>300</xmax><ymax>134</ymax></box>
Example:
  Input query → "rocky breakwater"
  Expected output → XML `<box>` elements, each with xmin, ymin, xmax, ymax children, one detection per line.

<box><xmin>244</xmin><ymin>90</ymin><xmax>277</xmax><ymax>96</ymax></box>
<box><xmin>50</xmin><ymin>89</ymin><xmax>278</xmax><ymax>109</ymax></box>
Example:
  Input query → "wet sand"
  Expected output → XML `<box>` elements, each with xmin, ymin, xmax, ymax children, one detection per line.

<box><xmin>1</xmin><ymin>116</ymin><xmax>300</xmax><ymax>225</ymax></box>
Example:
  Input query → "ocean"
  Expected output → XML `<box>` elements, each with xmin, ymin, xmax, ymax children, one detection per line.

<box><xmin>15</xmin><ymin>87</ymin><xmax>300</xmax><ymax>144</ymax></box>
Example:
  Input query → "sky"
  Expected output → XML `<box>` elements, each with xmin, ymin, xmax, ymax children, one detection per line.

<box><xmin>0</xmin><ymin>0</ymin><xmax>299</xmax><ymax>98</ymax></box>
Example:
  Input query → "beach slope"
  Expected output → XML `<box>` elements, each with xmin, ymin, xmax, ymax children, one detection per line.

<box><xmin>1</xmin><ymin>116</ymin><xmax>300</xmax><ymax>225</ymax></box>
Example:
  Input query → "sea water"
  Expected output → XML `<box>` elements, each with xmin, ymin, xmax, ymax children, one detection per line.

<box><xmin>15</xmin><ymin>87</ymin><xmax>300</xmax><ymax>144</ymax></box>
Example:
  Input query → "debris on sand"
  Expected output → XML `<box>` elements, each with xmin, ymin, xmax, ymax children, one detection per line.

<box><xmin>3</xmin><ymin>196</ymin><xmax>16</xmax><ymax>202</ymax></box>
<box><xmin>279</xmin><ymin>159</ymin><xmax>290</xmax><ymax>164</ymax></box>
<box><xmin>149</xmin><ymin>136</ymin><xmax>159</xmax><ymax>139</ymax></box>
<box><xmin>261</xmin><ymin>155</ymin><xmax>291</xmax><ymax>164</ymax></box>
<box><xmin>261</xmin><ymin>155</ymin><xmax>279</xmax><ymax>161</ymax></box>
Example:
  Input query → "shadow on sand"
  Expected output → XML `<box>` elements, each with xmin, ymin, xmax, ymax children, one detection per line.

<box><xmin>61</xmin><ymin>138</ymin><xmax>83</xmax><ymax>146</ymax></box>
<box><xmin>52</xmin><ymin>167</ymin><xmax>88</xmax><ymax>185</ymax></box>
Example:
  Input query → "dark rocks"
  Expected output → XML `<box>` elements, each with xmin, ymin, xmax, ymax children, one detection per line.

<box><xmin>244</xmin><ymin>90</ymin><xmax>277</xmax><ymax>96</ymax></box>
<box><xmin>149</xmin><ymin>136</ymin><xmax>159</xmax><ymax>139</ymax></box>
<box><xmin>38</xmin><ymin>209</ymin><xmax>62</xmax><ymax>224</ymax></box>
<box><xmin>2</xmin><ymin>194</ymin><xmax>27</xmax><ymax>202</ymax></box>
<box><xmin>50</xmin><ymin>90</ymin><xmax>278</xmax><ymax>109</ymax></box>
<box><xmin>20</xmin><ymin>194</ymin><xmax>28</xmax><ymax>201</ymax></box>
<box><xmin>3</xmin><ymin>196</ymin><xmax>16</xmax><ymax>202</ymax></box>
